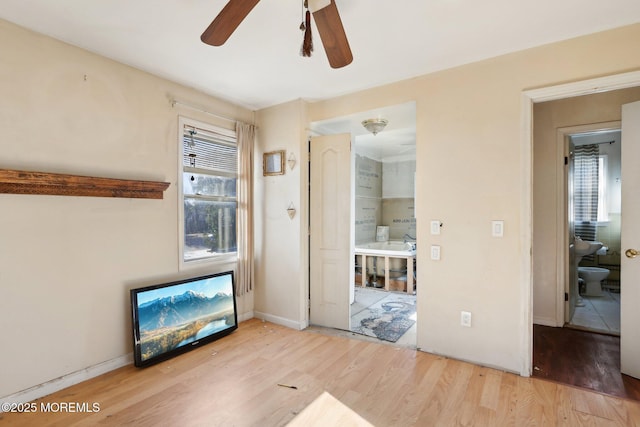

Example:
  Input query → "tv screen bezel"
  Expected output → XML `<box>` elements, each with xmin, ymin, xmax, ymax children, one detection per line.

<box><xmin>130</xmin><ymin>270</ymin><xmax>238</xmax><ymax>368</ymax></box>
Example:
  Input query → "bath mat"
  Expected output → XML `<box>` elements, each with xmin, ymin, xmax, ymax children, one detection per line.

<box><xmin>351</xmin><ymin>291</ymin><xmax>416</xmax><ymax>342</ymax></box>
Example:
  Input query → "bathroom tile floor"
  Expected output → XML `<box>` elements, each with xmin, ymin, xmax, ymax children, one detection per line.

<box><xmin>569</xmin><ymin>289</ymin><xmax>620</xmax><ymax>335</ymax></box>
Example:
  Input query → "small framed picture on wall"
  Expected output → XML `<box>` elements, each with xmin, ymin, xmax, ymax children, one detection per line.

<box><xmin>263</xmin><ymin>150</ymin><xmax>285</xmax><ymax>176</ymax></box>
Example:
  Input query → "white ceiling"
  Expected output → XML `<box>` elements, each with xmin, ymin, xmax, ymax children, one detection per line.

<box><xmin>2</xmin><ymin>0</ymin><xmax>640</xmax><ymax>112</ymax></box>
<box><xmin>311</xmin><ymin>101</ymin><xmax>417</xmax><ymax>161</ymax></box>
<box><xmin>572</xmin><ymin>130</ymin><xmax>621</xmax><ymax>146</ymax></box>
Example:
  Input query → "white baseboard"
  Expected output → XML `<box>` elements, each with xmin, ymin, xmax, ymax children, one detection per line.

<box><xmin>0</xmin><ymin>353</ymin><xmax>133</xmax><ymax>408</ymax></box>
<box><xmin>238</xmin><ymin>310</ymin><xmax>254</xmax><ymax>323</ymax></box>
<box><xmin>533</xmin><ymin>316</ymin><xmax>560</xmax><ymax>327</ymax></box>
<box><xmin>254</xmin><ymin>311</ymin><xmax>305</xmax><ymax>330</ymax></box>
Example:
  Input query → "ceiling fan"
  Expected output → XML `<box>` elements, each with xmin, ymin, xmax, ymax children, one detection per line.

<box><xmin>201</xmin><ymin>0</ymin><xmax>353</xmax><ymax>69</ymax></box>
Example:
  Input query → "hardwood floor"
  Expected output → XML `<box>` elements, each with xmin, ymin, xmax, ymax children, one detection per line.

<box><xmin>2</xmin><ymin>319</ymin><xmax>640</xmax><ymax>426</ymax></box>
<box><xmin>533</xmin><ymin>324</ymin><xmax>640</xmax><ymax>401</ymax></box>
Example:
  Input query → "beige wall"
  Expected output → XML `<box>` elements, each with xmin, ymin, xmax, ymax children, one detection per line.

<box><xmin>254</xmin><ymin>100</ymin><xmax>309</xmax><ymax>328</ymax></box>
<box><xmin>533</xmin><ymin>87</ymin><xmax>640</xmax><ymax>325</ymax></box>
<box><xmin>0</xmin><ymin>19</ymin><xmax>254</xmax><ymax>398</ymax></box>
<box><xmin>300</xmin><ymin>23</ymin><xmax>640</xmax><ymax>373</ymax></box>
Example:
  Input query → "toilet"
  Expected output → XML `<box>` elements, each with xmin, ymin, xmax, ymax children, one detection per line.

<box><xmin>577</xmin><ymin>266</ymin><xmax>610</xmax><ymax>296</ymax></box>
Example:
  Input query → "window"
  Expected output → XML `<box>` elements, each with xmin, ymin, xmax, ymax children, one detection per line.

<box><xmin>180</xmin><ymin>118</ymin><xmax>237</xmax><ymax>263</ymax></box>
<box><xmin>597</xmin><ymin>154</ymin><xmax>608</xmax><ymax>222</ymax></box>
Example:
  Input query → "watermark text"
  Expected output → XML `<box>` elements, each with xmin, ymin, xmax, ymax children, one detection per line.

<box><xmin>1</xmin><ymin>401</ymin><xmax>100</xmax><ymax>413</ymax></box>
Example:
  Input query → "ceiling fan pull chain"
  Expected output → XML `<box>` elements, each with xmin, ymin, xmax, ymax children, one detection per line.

<box><xmin>301</xmin><ymin>8</ymin><xmax>313</xmax><ymax>57</ymax></box>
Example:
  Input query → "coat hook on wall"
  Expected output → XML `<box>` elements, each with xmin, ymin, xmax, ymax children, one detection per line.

<box><xmin>288</xmin><ymin>152</ymin><xmax>296</xmax><ymax>170</ymax></box>
<box><xmin>287</xmin><ymin>202</ymin><xmax>296</xmax><ymax>219</ymax></box>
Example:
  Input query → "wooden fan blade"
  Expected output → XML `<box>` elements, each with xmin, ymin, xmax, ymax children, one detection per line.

<box><xmin>311</xmin><ymin>0</ymin><xmax>353</xmax><ymax>68</ymax></box>
<box><xmin>201</xmin><ymin>0</ymin><xmax>260</xmax><ymax>46</ymax></box>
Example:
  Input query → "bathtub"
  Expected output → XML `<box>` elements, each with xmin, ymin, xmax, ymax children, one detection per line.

<box><xmin>354</xmin><ymin>241</ymin><xmax>416</xmax><ymax>293</ymax></box>
<box><xmin>355</xmin><ymin>240</ymin><xmax>416</xmax><ymax>257</ymax></box>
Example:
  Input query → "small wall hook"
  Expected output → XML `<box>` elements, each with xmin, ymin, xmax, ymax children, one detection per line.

<box><xmin>287</xmin><ymin>202</ymin><xmax>296</xmax><ymax>219</ymax></box>
<box><xmin>288</xmin><ymin>152</ymin><xmax>296</xmax><ymax>171</ymax></box>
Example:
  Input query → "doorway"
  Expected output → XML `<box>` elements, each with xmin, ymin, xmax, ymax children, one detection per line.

<box><xmin>528</xmin><ymin>76</ymin><xmax>640</xmax><ymax>390</ymax></box>
<box><xmin>565</xmin><ymin>128</ymin><xmax>621</xmax><ymax>335</ymax></box>
<box><xmin>535</xmin><ymin>124</ymin><xmax>629</xmax><ymax>397</ymax></box>
<box><xmin>308</xmin><ymin>101</ymin><xmax>417</xmax><ymax>348</ymax></box>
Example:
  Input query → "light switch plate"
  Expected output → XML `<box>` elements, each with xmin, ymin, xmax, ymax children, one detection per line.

<box><xmin>430</xmin><ymin>220</ymin><xmax>441</xmax><ymax>235</ymax></box>
<box><xmin>430</xmin><ymin>245</ymin><xmax>441</xmax><ymax>260</ymax></box>
<box><xmin>492</xmin><ymin>220</ymin><xmax>504</xmax><ymax>237</ymax></box>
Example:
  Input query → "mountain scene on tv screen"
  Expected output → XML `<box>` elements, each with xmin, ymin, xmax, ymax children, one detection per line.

<box><xmin>138</xmin><ymin>290</ymin><xmax>235</xmax><ymax>361</ymax></box>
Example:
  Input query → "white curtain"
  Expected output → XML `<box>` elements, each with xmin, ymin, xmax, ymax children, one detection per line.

<box><xmin>236</xmin><ymin>122</ymin><xmax>256</xmax><ymax>295</ymax></box>
<box><xmin>574</xmin><ymin>144</ymin><xmax>599</xmax><ymax>242</ymax></box>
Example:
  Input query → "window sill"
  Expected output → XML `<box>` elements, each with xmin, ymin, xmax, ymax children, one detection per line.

<box><xmin>180</xmin><ymin>252</ymin><xmax>237</xmax><ymax>270</ymax></box>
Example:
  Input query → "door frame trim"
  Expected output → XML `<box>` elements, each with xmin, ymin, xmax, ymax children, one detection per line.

<box><xmin>520</xmin><ymin>70</ymin><xmax>640</xmax><ymax>377</ymax></box>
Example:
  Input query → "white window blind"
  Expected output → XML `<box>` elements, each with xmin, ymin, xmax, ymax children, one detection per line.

<box><xmin>183</xmin><ymin>125</ymin><xmax>237</xmax><ymax>176</ymax></box>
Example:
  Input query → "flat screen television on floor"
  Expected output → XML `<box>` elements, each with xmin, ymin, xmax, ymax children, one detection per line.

<box><xmin>130</xmin><ymin>271</ymin><xmax>238</xmax><ymax>367</ymax></box>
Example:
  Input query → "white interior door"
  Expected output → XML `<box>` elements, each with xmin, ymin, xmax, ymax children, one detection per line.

<box><xmin>309</xmin><ymin>133</ymin><xmax>352</xmax><ymax>330</ymax></box>
<box><xmin>566</xmin><ymin>140</ymin><xmax>577</xmax><ymax>323</ymax></box>
<box><xmin>621</xmin><ymin>100</ymin><xmax>640</xmax><ymax>380</ymax></box>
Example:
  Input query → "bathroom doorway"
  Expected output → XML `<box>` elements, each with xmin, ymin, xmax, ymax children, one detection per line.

<box><xmin>531</xmin><ymin>83</ymin><xmax>640</xmax><ymax>392</ymax></box>
<box><xmin>565</xmin><ymin>128</ymin><xmax>621</xmax><ymax>335</ymax></box>
<box><xmin>309</xmin><ymin>101</ymin><xmax>417</xmax><ymax>348</ymax></box>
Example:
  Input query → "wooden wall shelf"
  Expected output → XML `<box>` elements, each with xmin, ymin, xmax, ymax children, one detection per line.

<box><xmin>0</xmin><ymin>169</ymin><xmax>170</xmax><ymax>199</ymax></box>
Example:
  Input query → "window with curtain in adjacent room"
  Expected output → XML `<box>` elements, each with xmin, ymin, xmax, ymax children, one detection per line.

<box><xmin>597</xmin><ymin>154</ymin><xmax>608</xmax><ymax>223</ymax></box>
<box><xmin>179</xmin><ymin>117</ymin><xmax>238</xmax><ymax>263</ymax></box>
<box><xmin>573</xmin><ymin>144</ymin><xmax>599</xmax><ymax>242</ymax></box>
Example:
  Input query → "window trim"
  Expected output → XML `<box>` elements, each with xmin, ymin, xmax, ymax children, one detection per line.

<box><xmin>178</xmin><ymin>116</ymin><xmax>238</xmax><ymax>270</ymax></box>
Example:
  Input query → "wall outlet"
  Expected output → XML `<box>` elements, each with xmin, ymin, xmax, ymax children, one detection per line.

<box><xmin>461</xmin><ymin>311</ymin><xmax>472</xmax><ymax>327</ymax></box>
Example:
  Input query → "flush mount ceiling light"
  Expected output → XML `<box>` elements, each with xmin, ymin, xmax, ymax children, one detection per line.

<box><xmin>361</xmin><ymin>118</ymin><xmax>388</xmax><ymax>136</ymax></box>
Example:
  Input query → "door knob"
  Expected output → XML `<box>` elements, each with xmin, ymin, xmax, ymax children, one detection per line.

<box><xmin>625</xmin><ymin>248</ymin><xmax>639</xmax><ymax>258</ymax></box>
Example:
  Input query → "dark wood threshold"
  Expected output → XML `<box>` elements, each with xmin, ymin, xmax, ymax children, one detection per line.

<box><xmin>533</xmin><ymin>324</ymin><xmax>640</xmax><ymax>401</ymax></box>
<box><xmin>563</xmin><ymin>322</ymin><xmax>620</xmax><ymax>338</ymax></box>
<box><xmin>0</xmin><ymin>169</ymin><xmax>170</xmax><ymax>199</ymax></box>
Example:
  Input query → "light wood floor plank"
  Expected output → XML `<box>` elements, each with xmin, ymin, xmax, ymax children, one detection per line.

<box><xmin>2</xmin><ymin>319</ymin><xmax>639</xmax><ymax>427</ymax></box>
<box><xmin>624</xmin><ymin>400</ymin><xmax>640</xmax><ymax>427</ymax></box>
<box><xmin>479</xmin><ymin>369</ymin><xmax>503</xmax><ymax>411</ymax></box>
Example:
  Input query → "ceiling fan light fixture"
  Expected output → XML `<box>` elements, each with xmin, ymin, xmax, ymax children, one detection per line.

<box><xmin>202</xmin><ymin>0</ymin><xmax>352</xmax><ymax>69</ymax></box>
<box><xmin>362</xmin><ymin>118</ymin><xmax>388</xmax><ymax>136</ymax></box>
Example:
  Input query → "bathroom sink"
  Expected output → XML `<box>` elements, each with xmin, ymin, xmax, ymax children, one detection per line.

<box><xmin>573</xmin><ymin>238</ymin><xmax>603</xmax><ymax>256</ymax></box>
